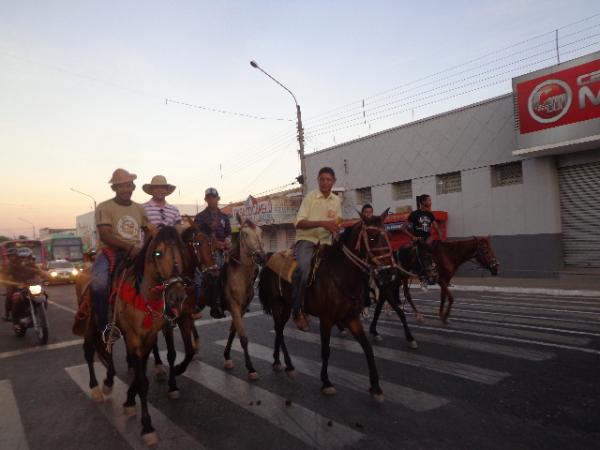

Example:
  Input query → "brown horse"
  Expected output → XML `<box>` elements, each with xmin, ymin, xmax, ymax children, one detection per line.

<box><xmin>147</xmin><ymin>222</ymin><xmax>217</xmax><ymax>398</ymax></box>
<box><xmin>221</xmin><ymin>215</ymin><xmax>265</xmax><ymax>379</ymax></box>
<box><xmin>258</xmin><ymin>212</ymin><xmax>396</xmax><ymax>402</ymax></box>
<box><xmin>380</xmin><ymin>237</ymin><xmax>499</xmax><ymax>329</ymax></box>
<box><xmin>79</xmin><ymin>226</ymin><xmax>189</xmax><ymax>445</ymax></box>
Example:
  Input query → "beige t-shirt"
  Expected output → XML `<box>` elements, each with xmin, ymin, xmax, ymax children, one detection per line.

<box><xmin>294</xmin><ymin>189</ymin><xmax>342</xmax><ymax>245</ymax></box>
<box><xmin>95</xmin><ymin>199</ymin><xmax>149</xmax><ymax>250</ymax></box>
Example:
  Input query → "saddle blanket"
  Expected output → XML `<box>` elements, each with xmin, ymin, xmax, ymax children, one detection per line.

<box><xmin>266</xmin><ymin>249</ymin><xmax>297</xmax><ymax>284</ymax></box>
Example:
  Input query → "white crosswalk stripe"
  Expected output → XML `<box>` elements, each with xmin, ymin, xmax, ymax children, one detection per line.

<box><xmin>213</xmin><ymin>339</ymin><xmax>450</xmax><ymax>412</ymax></box>
<box><xmin>65</xmin><ymin>363</ymin><xmax>205</xmax><ymax>449</ymax></box>
<box><xmin>281</xmin><ymin>329</ymin><xmax>510</xmax><ymax>385</ymax></box>
<box><xmin>182</xmin><ymin>359</ymin><xmax>365</xmax><ymax>450</ymax></box>
<box><xmin>0</xmin><ymin>379</ymin><xmax>29</xmax><ymax>450</ymax></box>
<box><xmin>372</xmin><ymin>325</ymin><xmax>555</xmax><ymax>361</ymax></box>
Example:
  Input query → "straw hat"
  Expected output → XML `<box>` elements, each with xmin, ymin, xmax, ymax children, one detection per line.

<box><xmin>109</xmin><ymin>168</ymin><xmax>137</xmax><ymax>185</ymax></box>
<box><xmin>143</xmin><ymin>175</ymin><xmax>176</xmax><ymax>196</ymax></box>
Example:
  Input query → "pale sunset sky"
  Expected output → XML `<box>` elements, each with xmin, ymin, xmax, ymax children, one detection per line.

<box><xmin>1</xmin><ymin>1</ymin><xmax>599</xmax><ymax>237</ymax></box>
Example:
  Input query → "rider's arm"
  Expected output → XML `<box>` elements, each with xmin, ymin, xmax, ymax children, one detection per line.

<box><xmin>401</xmin><ymin>221</ymin><xmax>417</xmax><ymax>241</ymax></box>
<box><xmin>97</xmin><ymin>225</ymin><xmax>137</xmax><ymax>253</ymax></box>
<box><xmin>432</xmin><ymin>220</ymin><xmax>443</xmax><ymax>240</ymax></box>
<box><xmin>294</xmin><ymin>193</ymin><xmax>339</xmax><ymax>234</ymax></box>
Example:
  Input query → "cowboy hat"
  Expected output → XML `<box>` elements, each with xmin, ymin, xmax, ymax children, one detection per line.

<box><xmin>109</xmin><ymin>168</ymin><xmax>137</xmax><ymax>185</ymax></box>
<box><xmin>143</xmin><ymin>175</ymin><xmax>176</xmax><ymax>196</ymax></box>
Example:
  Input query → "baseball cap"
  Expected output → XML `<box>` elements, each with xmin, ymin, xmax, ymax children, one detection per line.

<box><xmin>205</xmin><ymin>187</ymin><xmax>219</xmax><ymax>197</ymax></box>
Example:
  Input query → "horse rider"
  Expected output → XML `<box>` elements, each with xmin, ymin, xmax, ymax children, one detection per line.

<box><xmin>90</xmin><ymin>168</ymin><xmax>151</xmax><ymax>334</ymax></box>
<box><xmin>291</xmin><ymin>167</ymin><xmax>342</xmax><ymax>331</ymax></box>
<box><xmin>400</xmin><ymin>194</ymin><xmax>441</xmax><ymax>282</ymax></box>
<box><xmin>142</xmin><ymin>175</ymin><xmax>183</xmax><ymax>229</ymax></box>
<box><xmin>3</xmin><ymin>247</ymin><xmax>46</xmax><ymax>322</ymax></box>
<box><xmin>193</xmin><ymin>187</ymin><xmax>229</xmax><ymax>319</ymax></box>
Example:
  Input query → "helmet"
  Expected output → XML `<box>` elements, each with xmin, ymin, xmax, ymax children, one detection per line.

<box><xmin>16</xmin><ymin>247</ymin><xmax>33</xmax><ymax>258</ymax></box>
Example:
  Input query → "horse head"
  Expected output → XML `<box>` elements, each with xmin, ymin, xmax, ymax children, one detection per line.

<box><xmin>145</xmin><ymin>226</ymin><xmax>190</xmax><ymax>319</ymax></box>
<box><xmin>238</xmin><ymin>218</ymin><xmax>266</xmax><ymax>265</ymax></box>
<box><xmin>475</xmin><ymin>236</ymin><xmax>499</xmax><ymax>275</ymax></box>
<box><xmin>183</xmin><ymin>220</ymin><xmax>219</xmax><ymax>278</ymax></box>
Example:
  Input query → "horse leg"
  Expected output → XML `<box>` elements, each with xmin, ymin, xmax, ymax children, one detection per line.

<box><xmin>191</xmin><ymin>323</ymin><xmax>200</xmax><ymax>352</ymax></box>
<box><xmin>230</xmin><ymin>305</ymin><xmax>258</xmax><ymax>380</ymax></box>
<box><xmin>347</xmin><ymin>317</ymin><xmax>384</xmax><ymax>403</ymax></box>
<box><xmin>152</xmin><ymin>337</ymin><xmax>167</xmax><ymax>381</ymax></box>
<box><xmin>319</xmin><ymin>319</ymin><xmax>335</xmax><ymax>395</ymax></box>
<box><xmin>369</xmin><ymin>295</ymin><xmax>385</xmax><ymax>341</ymax></box>
<box><xmin>388</xmin><ymin>293</ymin><xmax>418</xmax><ymax>348</ymax></box>
<box><xmin>223</xmin><ymin>322</ymin><xmax>236</xmax><ymax>370</ymax></box>
<box><xmin>93</xmin><ymin>337</ymin><xmax>116</xmax><ymax>397</ymax></box>
<box><xmin>137</xmin><ymin>352</ymin><xmax>157</xmax><ymax>445</ymax></box>
<box><xmin>174</xmin><ymin>317</ymin><xmax>196</xmax><ymax>376</ymax></box>
<box><xmin>442</xmin><ymin>283</ymin><xmax>455</xmax><ymax>323</ymax></box>
<box><xmin>403</xmin><ymin>278</ymin><xmax>424</xmax><ymax>322</ymax></box>
<box><xmin>164</xmin><ymin>326</ymin><xmax>180</xmax><ymax>399</ymax></box>
<box><xmin>439</xmin><ymin>282</ymin><xmax>448</xmax><ymax>321</ymax></box>
<box><xmin>84</xmin><ymin>336</ymin><xmax>103</xmax><ymax>403</ymax></box>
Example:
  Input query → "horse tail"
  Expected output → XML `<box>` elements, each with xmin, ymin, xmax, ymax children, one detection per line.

<box><xmin>258</xmin><ymin>266</ymin><xmax>275</xmax><ymax>316</ymax></box>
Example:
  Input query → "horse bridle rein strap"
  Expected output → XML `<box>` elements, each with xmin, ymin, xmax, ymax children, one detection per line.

<box><xmin>355</xmin><ymin>224</ymin><xmax>397</xmax><ymax>268</ymax></box>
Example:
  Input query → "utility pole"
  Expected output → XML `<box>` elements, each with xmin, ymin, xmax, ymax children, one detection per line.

<box><xmin>250</xmin><ymin>60</ymin><xmax>307</xmax><ymax>194</ymax></box>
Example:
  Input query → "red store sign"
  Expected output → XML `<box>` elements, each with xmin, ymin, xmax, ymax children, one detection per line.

<box><xmin>516</xmin><ymin>58</ymin><xmax>600</xmax><ymax>134</ymax></box>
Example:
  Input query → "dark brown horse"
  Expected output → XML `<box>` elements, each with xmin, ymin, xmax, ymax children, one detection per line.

<box><xmin>148</xmin><ymin>222</ymin><xmax>218</xmax><ymax>398</ymax></box>
<box><xmin>258</xmin><ymin>212</ymin><xmax>396</xmax><ymax>402</ymax></box>
<box><xmin>370</xmin><ymin>237</ymin><xmax>498</xmax><ymax>334</ymax></box>
<box><xmin>79</xmin><ymin>226</ymin><xmax>190</xmax><ymax>445</ymax></box>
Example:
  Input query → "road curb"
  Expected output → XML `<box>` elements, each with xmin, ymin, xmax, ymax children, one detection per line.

<box><xmin>429</xmin><ymin>284</ymin><xmax>600</xmax><ymax>298</ymax></box>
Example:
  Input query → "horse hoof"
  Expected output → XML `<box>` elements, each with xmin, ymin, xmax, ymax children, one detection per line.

<box><xmin>416</xmin><ymin>313</ymin><xmax>425</xmax><ymax>323</ymax></box>
<box><xmin>142</xmin><ymin>431</ymin><xmax>158</xmax><ymax>446</ymax></box>
<box><xmin>224</xmin><ymin>359</ymin><xmax>234</xmax><ymax>370</ymax></box>
<box><xmin>154</xmin><ymin>364</ymin><xmax>167</xmax><ymax>381</ymax></box>
<box><xmin>372</xmin><ymin>392</ymin><xmax>385</xmax><ymax>403</ymax></box>
<box><xmin>321</xmin><ymin>386</ymin><xmax>337</xmax><ymax>396</ymax></box>
<box><xmin>102</xmin><ymin>383</ymin><xmax>113</xmax><ymax>396</ymax></box>
<box><xmin>90</xmin><ymin>386</ymin><xmax>104</xmax><ymax>403</ymax></box>
<box><xmin>409</xmin><ymin>340</ymin><xmax>419</xmax><ymax>349</ymax></box>
<box><xmin>248</xmin><ymin>371</ymin><xmax>259</xmax><ymax>381</ymax></box>
<box><xmin>123</xmin><ymin>405</ymin><xmax>136</xmax><ymax>417</ymax></box>
<box><xmin>168</xmin><ymin>390</ymin><xmax>180</xmax><ymax>400</ymax></box>
<box><xmin>272</xmin><ymin>363</ymin><xmax>284</xmax><ymax>372</ymax></box>
<box><xmin>286</xmin><ymin>370</ymin><xmax>296</xmax><ymax>379</ymax></box>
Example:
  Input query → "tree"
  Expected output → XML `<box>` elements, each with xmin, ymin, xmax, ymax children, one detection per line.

<box><xmin>0</xmin><ymin>235</ymin><xmax>11</xmax><ymax>243</ymax></box>
<box><xmin>18</xmin><ymin>235</ymin><xmax>28</xmax><ymax>240</ymax></box>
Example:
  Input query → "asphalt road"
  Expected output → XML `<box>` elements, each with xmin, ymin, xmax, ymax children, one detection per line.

<box><xmin>0</xmin><ymin>283</ymin><xmax>598</xmax><ymax>450</ymax></box>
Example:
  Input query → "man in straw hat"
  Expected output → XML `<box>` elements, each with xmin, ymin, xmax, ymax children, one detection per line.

<box><xmin>90</xmin><ymin>168</ymin><xmax>150</xmax><ymax>334</ymax></box>
<box><xmin>142</xmin><ymin>175</ymin><xmax>182</xmax><ymax>228</ymax></box>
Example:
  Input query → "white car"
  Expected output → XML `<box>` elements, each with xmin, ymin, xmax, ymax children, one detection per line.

<box><xmin>47</xmin><ymin>260</ymin><xmax>79</xmax><ymax>284</ymax></box>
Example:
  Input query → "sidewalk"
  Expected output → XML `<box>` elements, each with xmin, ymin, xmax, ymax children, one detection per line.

<box><xmin>441</xmin><ymin>274</ymin><xmax>600</xmax><ymax>297</ymax></box>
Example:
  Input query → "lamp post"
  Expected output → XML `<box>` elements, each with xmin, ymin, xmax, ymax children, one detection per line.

<box><xmin>17</xmin><ymin>217</ymin><xmax>36</xmax><ymax>239</ymax></box>
<box><xmin>70</xmin><ymin>188</ymin><xmax>98</xmax><ymax>249</ymax></box>
<box><xmin>250</xmin><ymin>60</ymin><xmax>307</xmax><ymax>194</ymax></box>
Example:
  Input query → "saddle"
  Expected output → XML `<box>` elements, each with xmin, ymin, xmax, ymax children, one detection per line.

<box><xmin>266</xmin><ymin>245</ymin><xmax>325</xmax><ymax>285</ymax></box>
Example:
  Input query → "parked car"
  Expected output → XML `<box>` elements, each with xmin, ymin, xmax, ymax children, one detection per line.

<box><xmin>46</xmin><ymin>259</ymin><xmax>79</xmax><ymax>284</ymax></box>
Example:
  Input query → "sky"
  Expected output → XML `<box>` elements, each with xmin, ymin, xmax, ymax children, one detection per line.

<box><xmin>1</xmin><ymin>0</ymin><xmax>599</xmax><ymax>237</ymax></box>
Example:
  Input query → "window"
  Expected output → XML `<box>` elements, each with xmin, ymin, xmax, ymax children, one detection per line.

<box><xmin>268</xmin><ymin>233</ymin><xmax>278</xmax><ymax>251</ymax></box>
<box><xmin>356</xmin><ymin>187</ymin><xmax>372</xmax><ymax>205</ymax></box>
<box><xmin>492</xmin><ymin>161</ymin><xmax>523</xmax><ymax>187</ymax></box>
<box><xmin>392</xmin><ymin>180</ymin><xmax>412</xmax><ymax>200</ymax></box>
<box><xmin>285</xmin><ymin>228</ymin><xmax>296</xmax><ymax>249</ymax></box>
<box><xmin>436</xmin><ymin>172</ymin><xmax>462</xmax><ymax>194</ymax></box>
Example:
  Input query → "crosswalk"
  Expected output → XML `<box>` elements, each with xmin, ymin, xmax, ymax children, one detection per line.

<box><xmin>1</xmin><ymin>289</ymin><xmax>599</xmax><ymax>449</ymax></box>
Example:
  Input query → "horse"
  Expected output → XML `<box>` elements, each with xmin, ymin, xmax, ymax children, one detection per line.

<box><xmin>370</xmin><ymin>237</ymin><xmax>499</xmax><ymax>336</ymax></box>
<box><xmin>221</xmin><ymin>215</ymin><xmax>265</xmax><ymax>380</ymax></box>
<box><xmin>147</xmin><ymin>222</ymin><xmax>218</xmax><ymax>398</ymax></box>
<box><xmin>258</xmin><ymin>212</ymin><xmax>396</xmax><ymax>402</ymax></box>
<box><xmin>78</xmin><ymin>226</ymin><xmax>189</xmax><ymax>445</ymax></box>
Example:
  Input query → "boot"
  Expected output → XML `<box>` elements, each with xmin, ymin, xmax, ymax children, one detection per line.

<box><xmin>293</xmin><ymin>310</ymin><xmax>309</xmax><ymax>332</ymax></box>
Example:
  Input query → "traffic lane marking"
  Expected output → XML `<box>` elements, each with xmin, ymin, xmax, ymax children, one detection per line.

<box><xmin>0</xmin><ymin>379</ymin><xmax>29</xmax><ymax>450</ymax></box>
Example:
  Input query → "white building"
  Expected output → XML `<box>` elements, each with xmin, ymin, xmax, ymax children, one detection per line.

<box><xmin>304</xmin><ymin>51</ymin><xmax>600</xmax><ymax>277</ymax></box>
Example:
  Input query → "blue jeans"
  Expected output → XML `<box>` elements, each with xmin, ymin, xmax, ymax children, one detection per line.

<box><xmin>291</xmin><ymin>240</ymin><xmax>316</xmax><ymax>314</ymax></box>
<box><xmin>194</xmin><ymin>251</ymin><xmax>225</xmax><ymax>308</ymax></box>
<box><xmin>90</xmin><ymin>250</ymin><xmax>125</xmax><ymax>331</ymax></box>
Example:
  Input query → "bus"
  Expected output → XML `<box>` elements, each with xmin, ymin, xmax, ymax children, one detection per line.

<box><xmin>0</xmin><ymin>240</ymin><xmax>48</xmax><ymax>271</ymax></box>
<box><xmin>41</xmin><ymin>236</ymin><xmax>84</xmax><ymax>268</ymax></box>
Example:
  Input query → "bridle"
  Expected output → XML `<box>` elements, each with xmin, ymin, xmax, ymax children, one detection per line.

<box><xmin>342</xmin><ymin>223</ymin><xmax>397</xmax><ymax>276</ymax></box>
<box><xmin>230</xmin><ymin>223</ymin><xmax>264</xmax><ymax>267</ymax></box>
<box><xmin>470</xmin><ymin>237</ymin><xmax>499</xmax><ymax>272</ymax></box>
<box><xmin>188</xmin><ymin>229</ymin><xmax>220</xmax><ymax>274</ymax></box>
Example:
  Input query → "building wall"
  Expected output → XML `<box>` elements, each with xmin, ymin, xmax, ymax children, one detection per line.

<box><xmin>304</xmin><ymin>94</ymin><xmax>564</xmax><ymax>277</ymax></box>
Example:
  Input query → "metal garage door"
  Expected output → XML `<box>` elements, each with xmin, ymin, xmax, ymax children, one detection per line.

<box><xmin>559</xmin><ymin>161</ymin><xmax>600</xmax><ymax>267</ymax></box>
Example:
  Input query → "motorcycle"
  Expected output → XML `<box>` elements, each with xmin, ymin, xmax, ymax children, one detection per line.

<box><xmin>11</xmin><ymin>283</ymin><xmax>49</xmax><ymax>345</ymax></box>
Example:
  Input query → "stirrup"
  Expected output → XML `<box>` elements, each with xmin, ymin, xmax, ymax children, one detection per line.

<box><xmin>102</xmin><ymin>323</ymin><xmax>122</xmax><ymax>345</ymax></box>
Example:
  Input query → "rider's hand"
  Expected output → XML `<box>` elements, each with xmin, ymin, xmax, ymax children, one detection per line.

<box><xmin>322</xmin><ymin>220</ymin><xmax>340</xmax><ymax>234</ymax></box>
<box><xmin>128</xmin><ymin>245</ymin><xmax>142</xmax><ymax>258</ymax></box>
<box><xmin>214</xmin><ymin>240</ymin><xmax>226</xmax><ymax>250</ymax></box>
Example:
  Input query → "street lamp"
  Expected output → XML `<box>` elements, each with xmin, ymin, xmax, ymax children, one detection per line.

<box><xmin>250</xmin><ymin>60</ymin><xmax>307</xmax><ymax>194</ymax></box>
<box><xmin>70</xmin><ymin>188</ymin><xmax>97</xmax><ymax>210</ymax></box>
<box><xmin>18</xmin><ymin>217</ymin><xmax>36</xmax><ymax>239</ymax></box>
<box><xmin>70</xmin><ymin>187</ymin><xmax>98</xmax><ymax>250</ymax></box>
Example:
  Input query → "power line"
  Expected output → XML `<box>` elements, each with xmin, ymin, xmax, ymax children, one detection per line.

<box><xmin>165</xmin><ymin>98</ymin><xmax>293</xmax><ymax>121</ymax></box>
